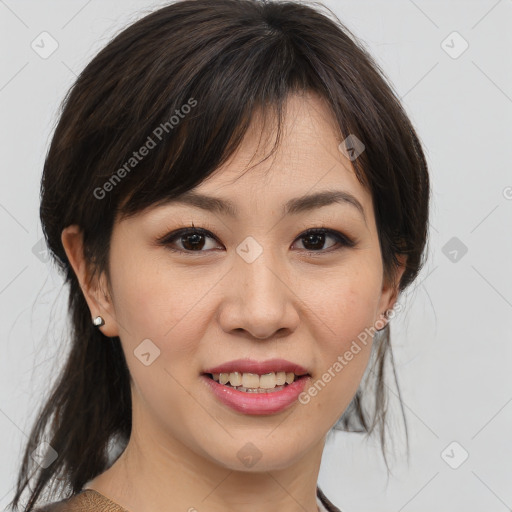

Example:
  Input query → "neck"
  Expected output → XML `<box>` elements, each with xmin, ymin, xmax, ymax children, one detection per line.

<box><xmin>87</xmin><ymin>414</ymin><xmax>326</xmax><ymax>512</ymax></box>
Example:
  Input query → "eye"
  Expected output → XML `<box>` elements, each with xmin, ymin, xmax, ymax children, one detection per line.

<box><xmin>158</xmin><ymin>226</ymin><xmax>223</xmax><ymax>253</ymax></box>
<box><xmin>157</xmin><ymin>224</ymin><xmax>356</xmax><ymax>255</ymax></box>
<box><xmin>293</xmin><ymin>228</ymin><xmax>356</xmax><ymax>253</ymax></box>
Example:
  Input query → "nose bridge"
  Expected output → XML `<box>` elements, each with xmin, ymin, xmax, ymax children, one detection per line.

<box><xmin>235</xmin><ymin>233</ymin><xmax>284</xmax><ymax>302</ymax></box>
<box><xmin>220</xmin><ymin>233</ymin><xmax>297</xmax><ymax>338</ymax></box>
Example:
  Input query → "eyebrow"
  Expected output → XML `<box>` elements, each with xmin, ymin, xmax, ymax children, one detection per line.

<box><xmin>164</xmin><ymin>189</ymin><xmax>366</xmax><ymax>222</ymax></box>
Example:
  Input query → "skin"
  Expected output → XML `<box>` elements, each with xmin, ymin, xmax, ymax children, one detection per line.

<box><xmin>62</xmin><ymin>92</ymin><xmax>405</xmax><ymax>512</ymax></box>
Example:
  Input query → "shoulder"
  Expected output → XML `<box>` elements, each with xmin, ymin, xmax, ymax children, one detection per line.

<box><xmin>33</xmin><ymin>489</ymin><xmax>127</xmax><ymax>512</ymax></box>
<box><xmin>35</xmin><ymin>487</ymin><xmax>338</xmax><ymax>512</ymax></box>
<box><xmin>32</xmin><ymin>497</ymin><xmax>70</xmax><ymax>512</ymax></box>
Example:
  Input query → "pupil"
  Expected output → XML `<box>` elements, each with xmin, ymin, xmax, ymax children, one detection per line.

<box><xmin>183</xmin><ymin>233</ymin><xmax>204</xmax><ymax>250</ymax></box>
<box><xmin>303</xmin><ymin>233</ymin><xmax>324</xmax><ymax>250</ymax></box>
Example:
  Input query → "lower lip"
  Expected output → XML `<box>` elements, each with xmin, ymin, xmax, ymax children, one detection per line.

<box><xmin>201</xmin><ymin>374</ymin><xmax>310</xmax><ymax>415</ymax></box>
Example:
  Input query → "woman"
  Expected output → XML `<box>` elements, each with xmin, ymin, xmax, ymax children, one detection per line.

<box><xmin>9</xmin><ymin>0</ymin><xmax>430</xmax><ymax>511</ymax></box>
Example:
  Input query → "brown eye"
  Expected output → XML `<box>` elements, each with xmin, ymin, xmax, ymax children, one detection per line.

<box><xmin>294</xmin><ymin>228</ymin><xmax>355</xmax><ymax>252</ymax></box>
<box><xmin>159</xmin><ymin>228</ymin><xmax>221</xmax><ymax>253</ymax></box>
<box><xmin>178</xmin><ymin>231</ymin><xmax>207</xmax><ymax>251</ymax></box>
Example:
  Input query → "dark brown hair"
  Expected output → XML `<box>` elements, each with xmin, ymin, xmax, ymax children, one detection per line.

<box><xmin>9</xmin><ymin>0</ymin><xmax>430</xmax><ymax>510</ymax></box>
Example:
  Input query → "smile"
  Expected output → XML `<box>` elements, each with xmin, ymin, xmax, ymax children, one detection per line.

<box><xmin>209</xmin><ymin>371</ymin><xmax>302</xmax><ymax>391</ymax></box>
<box><xmin>201</xmin><ymin>373</ymin><xmax>311</xmax><ymax>414</ymax></box>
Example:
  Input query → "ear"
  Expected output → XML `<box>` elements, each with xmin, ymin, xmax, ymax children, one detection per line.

<box><xmin>61</xmin><ymin>225</ymin><xmax>119</xmax><ymax>337</ymax></box>
<box><xmin>376</xmin><ymin>254</ymin><xmax>407</xmax><ymax>329</ymax></box>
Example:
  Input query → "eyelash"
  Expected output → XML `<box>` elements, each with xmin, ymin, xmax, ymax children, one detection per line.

<box><xmin>156</xmin><ymin>222</ymin><xmax>357</xmax><ymax>256</ymax></box>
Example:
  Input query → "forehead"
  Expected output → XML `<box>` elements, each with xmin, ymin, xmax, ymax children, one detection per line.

<box><xmin>117</xmin><ymin>92</ymin><xmax>375</xmax><ymax>229</ymax></box>
<box><xmin>190</xmin><ymin>92</ymin><xmax>372</xmax><ymax>218</ymax></box>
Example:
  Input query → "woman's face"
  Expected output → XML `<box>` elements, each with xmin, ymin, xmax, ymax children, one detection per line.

<box><xmin>76</xmin><ymin>92</ymin><xmax>403</xmax><ymax>472</ymax></box>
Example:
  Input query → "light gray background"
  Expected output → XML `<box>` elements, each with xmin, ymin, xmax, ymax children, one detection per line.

<box><xmin>1</xmin><ymin>1</ymin><xmax>511</xmax><ymax>511</ymax></box>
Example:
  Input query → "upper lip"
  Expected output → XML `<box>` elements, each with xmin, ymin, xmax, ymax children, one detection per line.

<box><xmin>203</xmin><ymin>358</ymin><xmax>310</xmax><ymax>376</ymax></box>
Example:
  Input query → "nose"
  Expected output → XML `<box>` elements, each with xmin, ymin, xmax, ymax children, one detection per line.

<box><xmin>216</xmin><ymin>244</ymin><xmax>300</xmax><ymax>341</ymax></box>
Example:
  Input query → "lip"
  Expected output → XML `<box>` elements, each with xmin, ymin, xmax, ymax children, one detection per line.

<box><xmin>201</xmin><ymin>373</ymin><xmax>311</xmax><ymax>415</ymax></box>
<box><xmin>202</xmin><ymin>358</ymin><xmax>309</xmax><ymax>376</ymax></box>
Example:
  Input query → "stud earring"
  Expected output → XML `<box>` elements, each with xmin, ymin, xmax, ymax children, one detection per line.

<box><xmin>93</xmin><ymin>316</ymin><xmax>105</xmax><ymax>327</ymax></box>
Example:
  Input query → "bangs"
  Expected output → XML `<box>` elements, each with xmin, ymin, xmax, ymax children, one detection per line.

<box><xmin>82</xmin><ymin>1</ymin><xmax>373</xmax><ymax>223</ymax></box>
<box><xmin>42</xmin><ymin>0</ymin><xmax>427</xmax><ymax>288</ymax></box>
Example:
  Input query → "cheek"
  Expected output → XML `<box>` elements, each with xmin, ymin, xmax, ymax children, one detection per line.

<box><xmin>300</xmin><ymin>294</ymin><xmax>378</xmax><ymax>423</ymax></box>
<box><xmin>306</xmin><ymin>258</ymin><xmax>382</xmax><ymax>346</ymax></box>
<box><xmin>109</xmin><ymin>251</ymin><xmax>203</xmax><ymax>340</ymax></box>
<box><xmin>300</xmin><ymin>259</ymin><xmax>382</xmax><ymax>408</ymax></box>
<box><xmin>109</xmin><ymin>257</ymin><xmax>206</xmax><ymax>408</ymax></box>
<box><xmin>108</xmin><ymin>251</ymin><xmax>218</xmax><ymax>399</ymax></box>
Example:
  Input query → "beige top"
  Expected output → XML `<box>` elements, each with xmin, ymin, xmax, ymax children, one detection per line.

<box><xmin>35</xmin><ymin>488</ymin><xmax>341</xmax><ymax>511</ymax></box>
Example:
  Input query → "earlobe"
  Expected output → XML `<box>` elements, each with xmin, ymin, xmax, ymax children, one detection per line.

<box><xmin>61</xmin><ymin>225</ymin><xmax>119</xmax><ymax>337</ymax></box>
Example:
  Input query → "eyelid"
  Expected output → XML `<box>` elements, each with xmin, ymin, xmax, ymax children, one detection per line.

<box><xmin>155</xmin><ymin>221</ymin><xmax>217</xmax><ymax>244</ymax></box>
<box><xmin>155</xmin><ymin>227</ymin><xmax>221</xmax><ymax>252</ymax></box>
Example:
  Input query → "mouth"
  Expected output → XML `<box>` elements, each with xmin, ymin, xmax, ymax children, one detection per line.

<box><xmin>201</xmin><ymin>371</ymin><xmax>311</xmax><ymax>415</ymax></box>
<box><xmin>200</xmin><ymin>358</ymin><xmax>312</xmax><ymax>413</ymax></box>
<box><xmin>203</xmin><ymin>371</ymin><xmax>310</xmax><ymax>393</ymax></box>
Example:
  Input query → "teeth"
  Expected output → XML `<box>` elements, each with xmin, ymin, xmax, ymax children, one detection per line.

<box><xmin>229</xmin><ymin>372</ymin><xmax>242</xmax><ymax>386</ymax></box>
<box><xmin>259</xmin><ymin>373</ymin><xmax>277</xmax><ymax>389</ymax></box>
<box><xmin>242</xmin><ymin>372</ymin><xmax>260</xmax><ymax>388</ymax></box>
<box><xmin>211</xmin><ymin>371</ymin><xmax>301</xmax><ymax>388</ymax></box>
<box><xmin>275</xmin><ymin>372</ymin><xmax>286</xmax><ymax>386</ymax></box>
